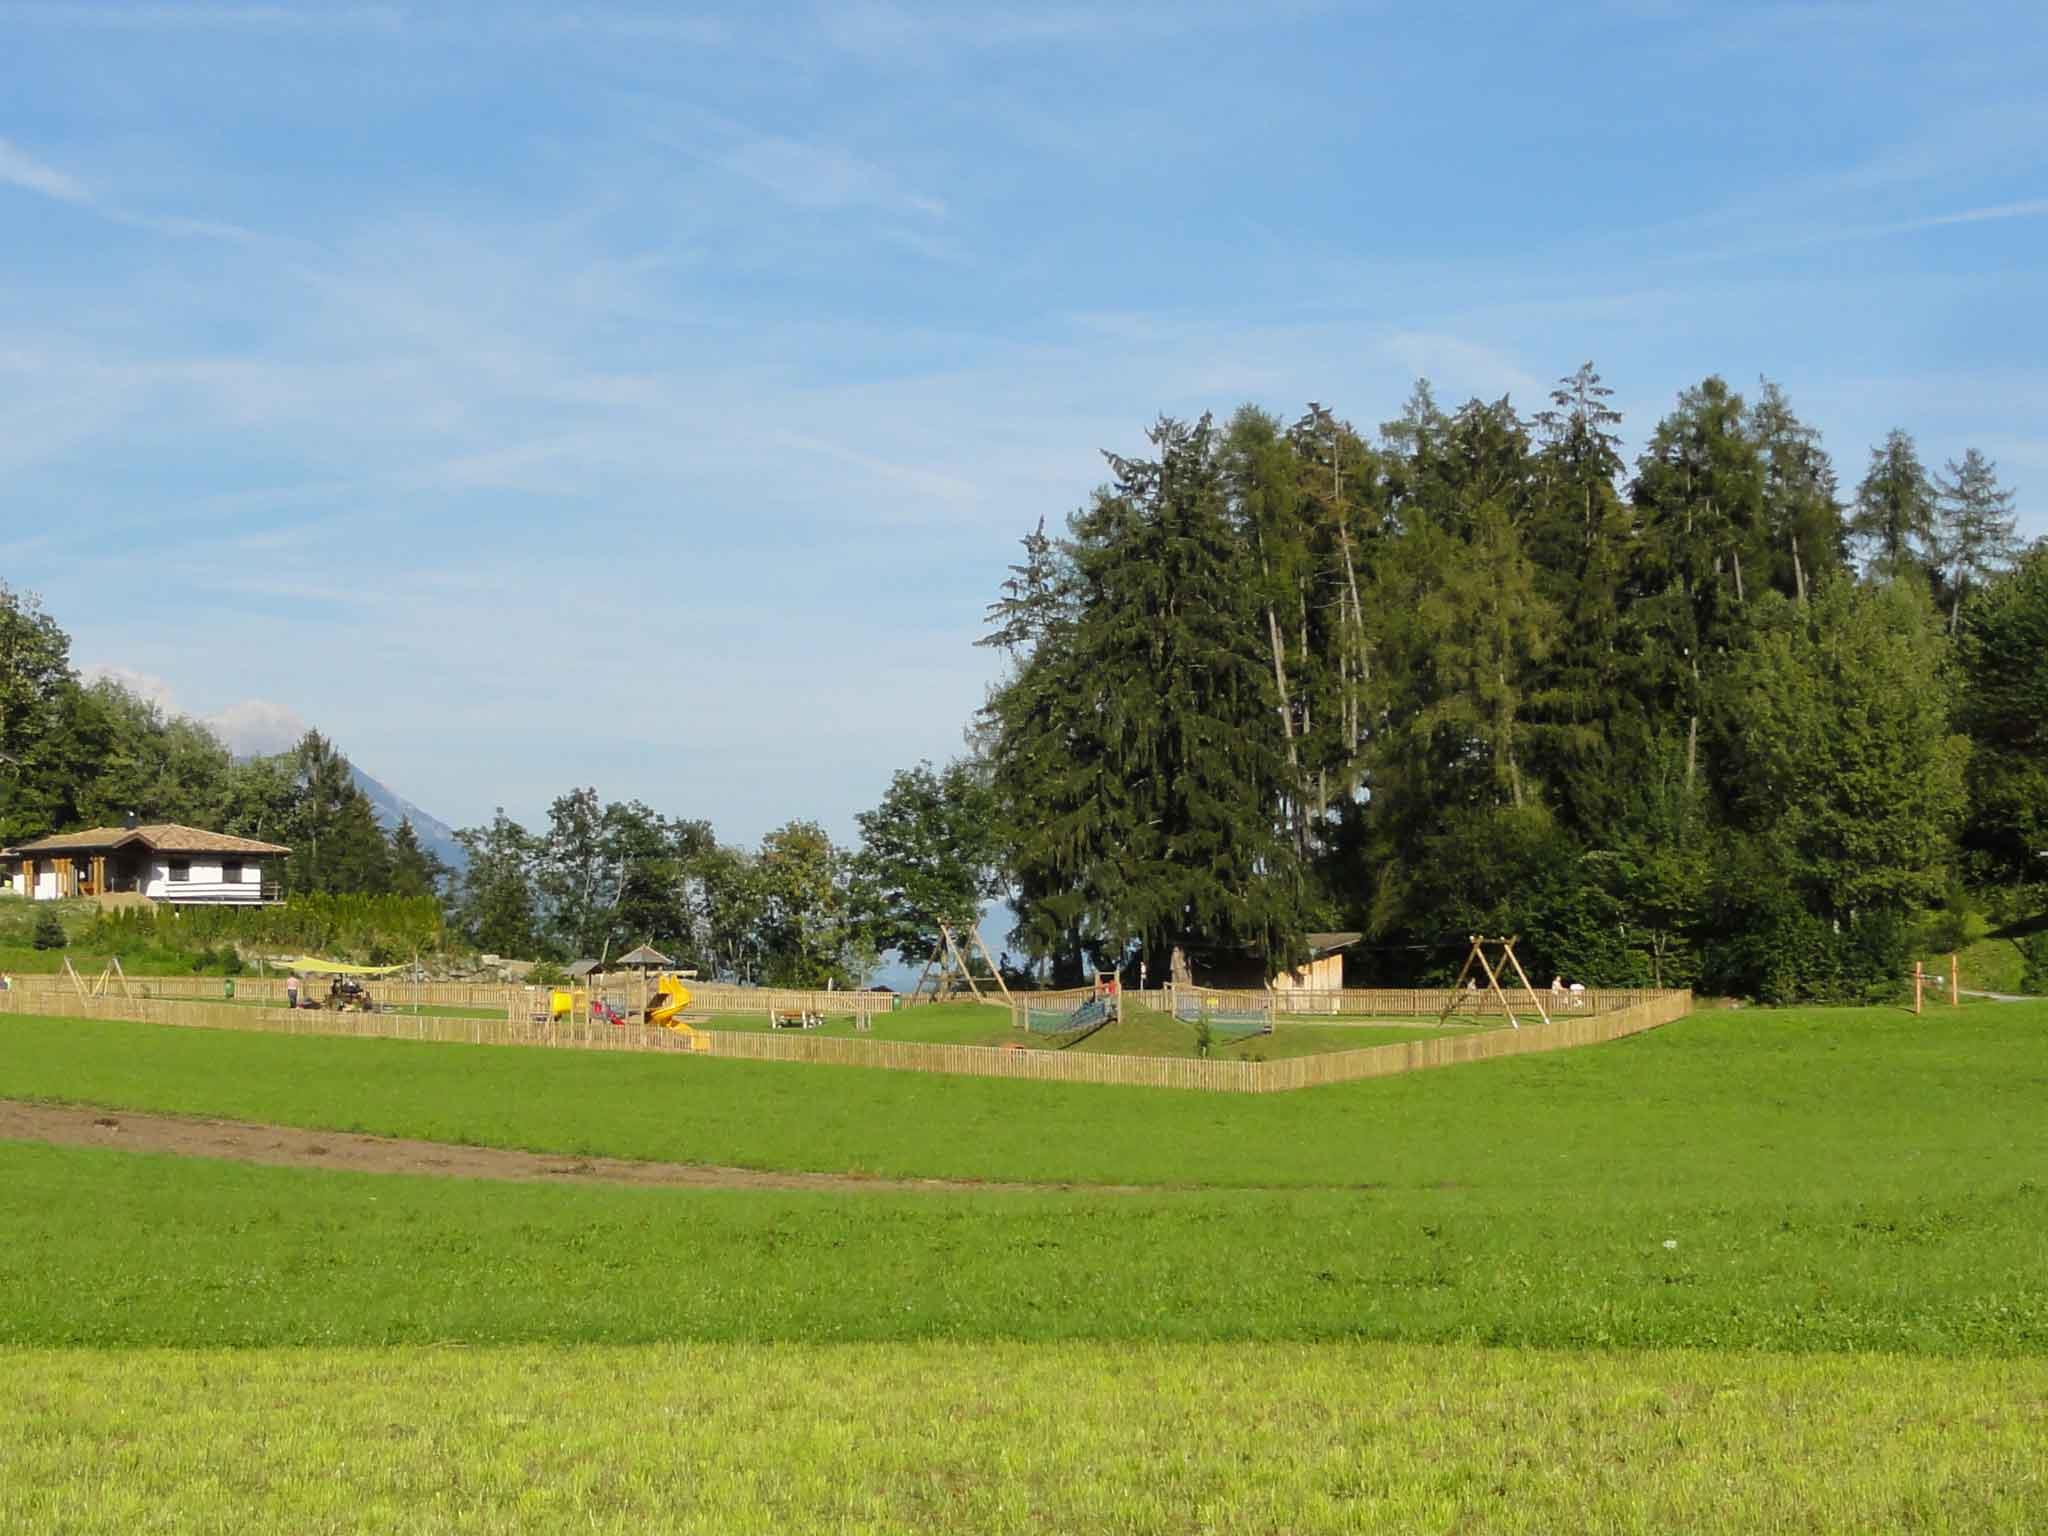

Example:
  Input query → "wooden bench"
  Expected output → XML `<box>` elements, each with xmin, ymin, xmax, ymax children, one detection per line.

<box><xmin>772</xmin><ymin>1009</ymin><xmax>824</xmax><ymax>1030</ymax></box>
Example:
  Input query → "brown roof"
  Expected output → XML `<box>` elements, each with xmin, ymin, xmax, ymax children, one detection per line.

<box><xmin>9</xmin><ymin>823</ymin><xmax>290</xmax><ymax>857</ymax></box>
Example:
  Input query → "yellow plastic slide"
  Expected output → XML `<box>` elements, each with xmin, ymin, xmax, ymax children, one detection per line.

<box><xmin>648</xmin><ymin>974</ymin><xmax>699</xmax><ymax>1036</ymax></box>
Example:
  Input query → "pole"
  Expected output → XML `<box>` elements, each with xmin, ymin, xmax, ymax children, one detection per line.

<box><xmin>1913</xmin><ymin>962</ymin><xmax>1923</xmax><ymax>1016</ymax></box>
<box><xmin>1949</xmin><ymin>951</ymin><xmax>1960</xmax><ymax>1008</ymax></box>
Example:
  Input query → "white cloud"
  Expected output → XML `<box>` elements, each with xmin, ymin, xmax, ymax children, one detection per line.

<box><xmin>0</xmin><ymin>138</ymin><xmax>90</xmax><ymax>204</ymax></box>
<box><xmin>80</xmin><ymin>663</ymin><xmax>178</xmax><ymax>710</ymax></box>
<box><xmin>78</xmin><ymin>663</ymin><xmax>308</xmax><ymax>755</ymax></box>
<box><xmin>207</xmin><ymin>699</ymin><xmax>311</xmax><ymax>757</ymax></box>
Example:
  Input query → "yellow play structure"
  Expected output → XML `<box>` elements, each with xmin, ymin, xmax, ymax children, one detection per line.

<box><xmin>647</xmin><ymin>973</ymin><xmax>707</xmax><ymax>1048</ymax></box>
<box><xmin>525</xmin><ymin>970</ymin><xmax>707</xmax><ymax>1051</ymax></box>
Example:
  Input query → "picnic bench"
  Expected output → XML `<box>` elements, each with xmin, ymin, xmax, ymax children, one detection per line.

<box><xmin>772</xmin><ymin>1009</ymin><xmax>824</xmax><ymax>1030</ymax></box>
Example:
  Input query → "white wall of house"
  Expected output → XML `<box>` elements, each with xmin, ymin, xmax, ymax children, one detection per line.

<box><xmin>142</xmin><ymin>858</ymin><xmax>267</xmax><ymax>903</ymax></box>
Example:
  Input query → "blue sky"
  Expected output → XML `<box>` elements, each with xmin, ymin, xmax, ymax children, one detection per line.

<box><xmin>3</xmin><ymin>0</ymin><xmax>2043</xmax><ymax>844</ymax></box>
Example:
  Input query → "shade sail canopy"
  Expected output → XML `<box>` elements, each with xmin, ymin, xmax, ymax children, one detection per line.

<box><xmin>286</xmin><ymin>956</ymin><xmax>407</xmax><ymax>976</ymax></box>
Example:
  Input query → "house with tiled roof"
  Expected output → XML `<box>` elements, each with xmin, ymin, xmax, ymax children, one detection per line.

<box><xmin>3</xmin><ymin>819</ymin><xmax>290</xmax><ymax>906</ymax></box>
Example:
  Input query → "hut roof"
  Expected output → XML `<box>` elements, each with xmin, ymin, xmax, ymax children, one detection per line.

<box><xmin>615</xmin><ymin>944</ymin><xmax>674</xmax><ymax>968</ymax></box>
<box><xmin>8</xmin><ymin>822</ymin><xmax>291</xmax><ymax>857</ymax></box>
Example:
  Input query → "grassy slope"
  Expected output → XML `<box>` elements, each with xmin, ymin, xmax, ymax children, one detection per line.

<box><xmin>3</xmin><ymin>1140</ymin><xmax>2042</xmax><ymax>1351</ymax></box>
<box><xmin>2</xmin><ymin>1004</ymin><xmax>2043</xmax><ymax>1193</ymax></box>
<box><xmin>6</xmin><ymin>1344</ymin><xmax>2043</xmax><ymax>1534</ymax></box>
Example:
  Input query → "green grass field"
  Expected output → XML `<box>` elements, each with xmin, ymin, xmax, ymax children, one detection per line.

<box><xmin>702</xmin><ymin>997</ymin><xmax>1476</xmax><ymax>1058</ymax></box>
<box><xmin>4</xmin><ymin>1000</ymin><xmax>2046</xmax><ymax>1530</ymax></box>
<box><xmin>5</xmin><ymin>1343</ymin><xmax>2042</xmax><ymax>1534</ymax></box>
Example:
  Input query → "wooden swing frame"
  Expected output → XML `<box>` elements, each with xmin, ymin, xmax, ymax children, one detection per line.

<box><xmin>907</xmin><ymin>919</ymin><xmax>1015</xmax><ymax>1007</ymax></box>
<box><xmin>1439</xmin><ymin>934</ymin><xmax>1550</xmax><ymax>1031</ymax></box>
<box><xmin>64</xmin><ymin>955</ymin><xmax>135</xmax><ymax>1002</ymax></box>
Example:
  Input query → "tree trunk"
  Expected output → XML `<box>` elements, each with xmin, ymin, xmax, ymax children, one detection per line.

<box><xmin>1265</xmin><ymin>607</ymin><xmax>1299</xmax><ymax>767</ymax></box>
<box><xmin>1685</xmin><ymin>654</ymin><xmax>1701</xmax><ymax>792</ymax></box>
<box><xmin>1790</xmin><ymin>531</ymin><xmax>1807</xmax><ymax>606</ymax></box>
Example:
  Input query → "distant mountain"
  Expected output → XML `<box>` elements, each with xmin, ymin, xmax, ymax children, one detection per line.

<box><xmin>351</xmin><ymin>767</ymin><xmax>468</xmax><ymax>873</ymax></box>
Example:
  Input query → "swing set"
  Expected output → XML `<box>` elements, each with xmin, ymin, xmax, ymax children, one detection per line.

<box><xmin>1439</xmin><ymin>935</ymin><xmax>1551</xmax><ymax>1030</ymax></box>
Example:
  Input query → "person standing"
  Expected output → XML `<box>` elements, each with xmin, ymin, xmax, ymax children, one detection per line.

<box><xmin>286</xmin><ymin>972</ymin><xmax>300</xmax><ymax>1009</ymax></box>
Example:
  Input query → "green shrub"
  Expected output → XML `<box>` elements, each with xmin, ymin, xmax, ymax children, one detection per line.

<box><xmin>2021</xmin><ymin>935</ymin><xmax>2048</xmax><ymax>997</ymax></box>
<box><xmin>30</xmin><ymin>909</ymin><xmax>67</xmax><ymax>951</ymax></box>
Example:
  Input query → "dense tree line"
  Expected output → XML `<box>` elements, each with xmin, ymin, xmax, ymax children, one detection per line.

<box><xmin>10</xmin><ymin>363</ymin><xmax>2037</xmax><ymax>1001</ymax></box>
<box><xmin>977</xmin><ymin>368</ymin><xmax>2038</xmax><ymax>1001</ymax></box>
<box><xmin>444</xmin><ymin>761</ymin><xmax>1001</xmax><ymax>987</ymax></box>
<box><xmin>0</xmin><ymin>585</ymin><xmax>447</xmax><ymax>902</ymax></box>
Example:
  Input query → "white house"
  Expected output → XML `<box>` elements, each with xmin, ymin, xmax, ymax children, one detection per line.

<box><xmin>2</xmin><ymin>822</ymin><xmax>290</xmax><ymax>905</ymax></box>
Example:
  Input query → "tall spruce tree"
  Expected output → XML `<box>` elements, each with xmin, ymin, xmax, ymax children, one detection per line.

<box><xmin>1849</xmin><ymin>429</ymin><xmax>1936</xmax><ymax>579</ymax></box>
<box><xmin>1629</xmin><ymin>377</ymin><xmax>1771</xmax><ymax>790</ymax></box>
<box><xmin>1931</xmin><ymin>448</ymin><xmax>2020</xmax><ymax>631</ymax></box>
<box><xmin>1525</xmin><ymin>363</ymin><xmax>1640</xmax><ymax>834</ymax></box>
<box><xmin>983</xmin><ymin>414</ymin><xmax>1308</xmax><ymax>978</ymax></box>
<box><xmin>388</xmin><ymin>818</ymin><xmax>451</xmax><ymax>903</ymax></box>
<box><xmin>1748</xmin><ymin>379</ymin><xmax>1845</xmax><ymax>606</ymax></box>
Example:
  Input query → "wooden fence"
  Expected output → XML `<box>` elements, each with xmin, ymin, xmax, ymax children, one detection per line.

<box><xmin>0</xmin><ymin>971</ymin><xmax>897</xmax><ymax>1019</ymax></box>
<box><xmin>0</xmin><ymin>983</ymin><xmax>1691</xmax><ymax>1093</ymax></box>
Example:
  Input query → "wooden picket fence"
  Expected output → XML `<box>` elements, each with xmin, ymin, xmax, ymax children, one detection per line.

<box><xmin>0</xmin><ymin>970</ymin><xmax>897</xmax><ymax>1019</ymax></box>
<box><xmin>0</xmin><ymin>982</ymin><xmax>1691</xmax><ymax>1093</ymax></box>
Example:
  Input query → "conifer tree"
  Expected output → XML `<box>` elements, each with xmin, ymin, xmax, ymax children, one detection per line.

<box><xmin>1849</xmin><ymin>429</ymin><xmax>1936</xmax><ymax>579</ymax></box>
<box><xmin>1525</xmin><ymin>363</ymin><xmax>1639</xmax><ymax>832</ymax></box>
<box><xmin>389</xmin><ymin>818</ymin><xmax>451</xmax><ymax>903</ymax></box>
<box><xmin>1747</xmin><ymin>379</ymin><xmax>1845</xmax><ymax>605</ymax></box>
<box><xmin>1931</xmin><ymin>448</ymin><xmax>2019</xmax><ymax>631</ymax></box>
<box><xmin>983</xmin><ymin>415</ymin><xmax>1308</xmax><ymax>977</ymax></box>
<box><xmin>1629</xmin><ymin>377</ymin><xmax>1771</xmax><ymax>789</ymax></box>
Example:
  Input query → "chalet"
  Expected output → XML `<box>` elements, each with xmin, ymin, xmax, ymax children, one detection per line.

<box><xmin>3</xmin><ymin>821</ymin><xmax>290</xmax><ymax>906</ymax></box>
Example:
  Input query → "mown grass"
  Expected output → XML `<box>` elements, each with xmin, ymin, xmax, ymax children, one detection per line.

<box><xmin>4</xmin><ymin>1342</ymin><xmax>2044</xmax><ymax>1534</ymax></box>
<box><xmin>703</xmin><ymin>998</ymin><xmax>1470</xmax><ymax>1058</ymax></box>
<box><xmin>2</xmin><ymin>1138</ymin><xmax>2044</xmax><ymax>1352</ymax></box>
<box><xmin>3</xmin><ymin>1003</ymin><xmax>2043</xmax><ymax>1195</ymax></box>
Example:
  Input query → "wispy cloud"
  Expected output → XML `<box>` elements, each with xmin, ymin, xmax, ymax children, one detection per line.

<box><xmin>0</xmin><ymin>135</ymin><xmax>267</xmax><ymax>244</ymax></box>
<box><xmin>1886</xmin><ymin>199</ymin><xmax>2048</xmax><ymax>234</ymax></box>
<box><xmin>0</xmin><ymin>137</ymin><xmax>89</xmax><ymax>203</ymax></box>
<box><xmin>722</xmin><ymin>135</ymin><xmax>945</xmax><ymax>218</ymax></box>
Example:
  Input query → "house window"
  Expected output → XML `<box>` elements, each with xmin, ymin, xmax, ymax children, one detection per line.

<box><xmin>222</xmin><ymin>860</ymin><xmax>244</xmax><ymax>885</ymax></box>
<box><xmin>168</xmin><ymin>860</ymin><xmax>190</xmax><ymax>883</ymax></box>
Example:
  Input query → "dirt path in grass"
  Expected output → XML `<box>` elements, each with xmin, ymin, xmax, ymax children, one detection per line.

<box><xmin>0</xmin><ymin>1098</ymin><xmax>1171</xmax><ymax>1195</ymax></box>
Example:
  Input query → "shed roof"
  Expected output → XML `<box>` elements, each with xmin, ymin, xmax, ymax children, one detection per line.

<box><xmin>615</xmin><ymin>944</ymin><xmax>675</xmax><ymax>968</ymax></box>
<box><xmin>1303</xmin><ymin>932</ymin><xmax>1363</xmax><ymax>956</ymax></box>
<box><xmin>8</xmin><ymin>823</ymin><xmax>291</xmax><ymax>857</ymax></box>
